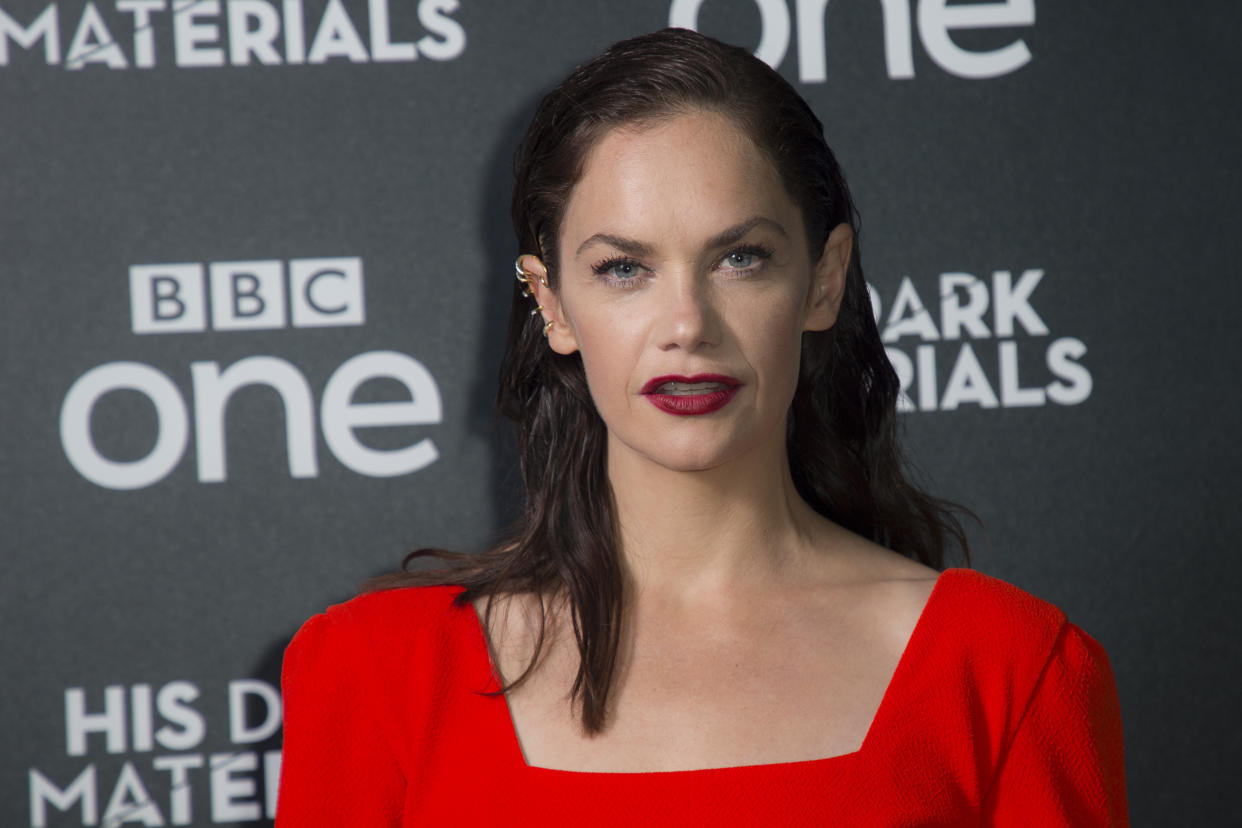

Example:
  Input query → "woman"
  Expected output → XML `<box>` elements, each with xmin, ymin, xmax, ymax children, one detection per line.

<box><xmin>277</xmin><ymin>28</ymin><xmax>1128</xmax><ymax>825</ymax></box>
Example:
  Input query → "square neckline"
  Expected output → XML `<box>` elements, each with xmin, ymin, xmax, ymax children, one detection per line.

<box><xmin>464</xmin><ymin>568</ymin><xmax>961</xmax><ymax>776</ymax></box>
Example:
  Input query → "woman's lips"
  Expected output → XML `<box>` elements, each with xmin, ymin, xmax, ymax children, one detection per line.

<box><xmin>641</xmin><ymin>374</ymin><xmax>742</xmax><ymax>416</ymax></box>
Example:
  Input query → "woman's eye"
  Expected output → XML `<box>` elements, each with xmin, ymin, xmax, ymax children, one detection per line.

<box><xmin>592</xmin><ymin>257</ymin><xmax>646</xmax><ymax>286</ymax></box>
<box><xmin>607</xmin><ymin>261</ymin><xmax>640</xmax><ymax>279</ymax></box>
<box><xmin>718</xmin><ymin>245</ymin><xmax>773</xmax><ymax>272</ymax></box>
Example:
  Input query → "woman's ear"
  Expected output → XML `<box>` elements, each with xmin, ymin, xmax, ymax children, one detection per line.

<box><xmin>517</xmin><ymin>254</ymin><xmax>579</xmax><ymax>355</ymax></box>
<box><xmin>803</xmin><ymin>223</ymin><xmax>852</xmax><ymax>332</ymax></box>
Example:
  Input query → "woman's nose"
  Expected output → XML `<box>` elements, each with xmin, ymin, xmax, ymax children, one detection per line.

<box><xmin>656</xmin><ymin>272</ymin><xmax>720</xmax><ymax>352</ymax></box>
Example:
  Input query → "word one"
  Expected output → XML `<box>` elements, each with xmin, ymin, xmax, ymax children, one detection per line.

<box><xmin>130</xmin><ymin>256</ymin><xmax>363</xmax><ymax>334</ymax></box>
<box><xmin>671</xmin><ymin>0</ymin><xmax>1036</xmax><ymax>81</ymax></box>
<box><xmin>60</xmin><ymin>350</ymin><xmax>443</xmax><ymax>489</ymax></box>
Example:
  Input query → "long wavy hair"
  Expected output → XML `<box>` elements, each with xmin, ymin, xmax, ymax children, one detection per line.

<box><xmin>369</xmin><ymin>27</ymin><xmax>969</xmax><ymax>734</ymax></box>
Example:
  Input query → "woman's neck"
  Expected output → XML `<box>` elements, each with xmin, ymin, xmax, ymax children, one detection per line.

<box><xmin>608</xmin><ymin>431</ymin><xmax>835</xmax><ymax>602</ymax></box>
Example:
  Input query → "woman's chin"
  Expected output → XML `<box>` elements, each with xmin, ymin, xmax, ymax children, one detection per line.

<box><xmin>611</xmin><ymin>435</ymin><xmax>764</xmax><ymax>476</ymax></box>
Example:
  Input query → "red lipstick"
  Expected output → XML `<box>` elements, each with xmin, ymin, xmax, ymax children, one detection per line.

<box><xmin>640</xmin><ymin>374</ymin><xmax>742</xmax><ymax>416</ymax></box>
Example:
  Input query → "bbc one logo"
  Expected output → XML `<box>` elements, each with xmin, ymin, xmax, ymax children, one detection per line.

<box><xmin>0</xmin><ymin>0</ymin><xmax>465</xmax><ymax>70</ymax></box>
<box><xmin>59</xmin><ymin>257</ymin><xmax>445</xmax><ymax>490</ymax></box>
<box><xmin>672</xmin><ymin>0</ymin><xmax>1037</xmax><ymax>82</ymax></box>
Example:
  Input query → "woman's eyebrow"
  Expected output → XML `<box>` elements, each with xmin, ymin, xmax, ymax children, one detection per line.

<box><xmin>576</xmin><ymin>233</ymin><xmax>654</xmax><ymax>259</ymax></box>
<box><xmin>705</xmin><ymin>216</ymin><xmax>788</xmax><ymax>249</ymax></box>
<box><xmin>575</xmin><ymin>217</ymin><xmax>788</xmax><ymax>260</ymax></box>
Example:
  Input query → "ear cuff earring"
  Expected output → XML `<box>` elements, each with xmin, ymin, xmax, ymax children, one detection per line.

<box><xmin>514</xmin><ymin>257</ymin><xmax>549</xmax><ymax>292</ymax></box>
<box><xmin>515</xmin><ymin>257</ymin><xmax>554</xmax><ymax>336</ymax></box>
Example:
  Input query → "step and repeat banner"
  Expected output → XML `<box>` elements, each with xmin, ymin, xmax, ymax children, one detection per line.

<box><xmin>2</xmin><ymin>1</ymin><xmax>1238</xmax><ymax>825</ymax></box>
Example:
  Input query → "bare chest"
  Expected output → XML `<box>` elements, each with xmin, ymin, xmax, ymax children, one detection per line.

<box><xmin>497</xmin><ymin>601</ymin><xmax>916</xmax><ymax>773</ymax></box>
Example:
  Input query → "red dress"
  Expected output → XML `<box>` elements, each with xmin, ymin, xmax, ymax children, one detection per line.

<box><xmin>276</xmin><ymin>568</ymin><xmax>1129</xmax><ymax>826</ymax></box>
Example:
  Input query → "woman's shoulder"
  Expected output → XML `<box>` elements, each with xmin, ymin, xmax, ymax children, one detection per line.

<box><xmin>287</xmin><ymin>584</ymin><xmax>474</xmax><ymax>663</ymax></box>
<box><xmin>322</xmin><ymin>582</ymin><xmax>468</xmax><ymax>625</ymax></box>
<box><xmin>927</xmin><ymin>568</ymin><xmax>1114</xmax><ymax>700</ymax></box>
<box><xmin>866</xmin><ymin>568</ymin><xmax>1126</xmax><ymax>818</ymax></box>
<box><xmin>281</xmin><ymin>583</ymin><xmax>495</xmax><ymax>716</ymax></box>
<box><xmin>937</xmin><ymin>567</ymin><xmax>1068</xmax><ymax>631</ymax></box>
<box><xmin>278</xmin><ymin>584</ymin><xmax>496</xmax><ymax>802</ymax></box>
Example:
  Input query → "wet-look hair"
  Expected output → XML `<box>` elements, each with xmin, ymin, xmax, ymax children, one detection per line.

<box><xmin>369</xmin><ymin>27</ymin><xmax>969</xmax><ymax>734</ymax></box>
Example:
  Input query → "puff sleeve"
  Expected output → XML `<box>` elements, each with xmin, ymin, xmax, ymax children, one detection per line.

<box><xmin>981</xmin><ymin>623</ymin><xmax>1129</xmax><ymax>826</ymax></box>
<box><xmin>275</xmin><ymin>611</ymin><xmax>406</xmax><ymax>827</ymax></box>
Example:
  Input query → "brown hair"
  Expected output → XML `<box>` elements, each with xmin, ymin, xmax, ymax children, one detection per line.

<box><xmin>369</xmin><ymin>28</ymin><xmax>969</xmax><ymax>734</ymax></box>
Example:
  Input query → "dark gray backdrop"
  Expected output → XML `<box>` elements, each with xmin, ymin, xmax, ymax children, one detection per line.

<box><xmin>3</xmin><ymin>1</ymin><xmax>1238</xmax><ymax>824</ymax></box>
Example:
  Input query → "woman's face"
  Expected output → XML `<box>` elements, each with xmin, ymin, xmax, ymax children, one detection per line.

<box><xmin>530</xmin><ymin>108</ymin><xmax>851</xmax><ymax>474</ymax></box>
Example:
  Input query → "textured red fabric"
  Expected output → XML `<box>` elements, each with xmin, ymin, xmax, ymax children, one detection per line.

<box><xmin>276</xmin><ymin>568</ymin><xmax>1128</xmax><ymax>826</ymax></box>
